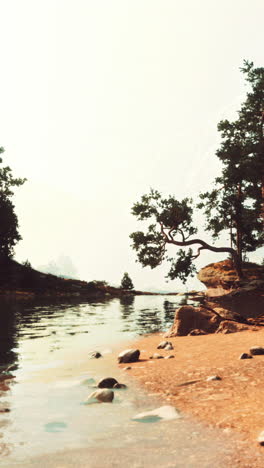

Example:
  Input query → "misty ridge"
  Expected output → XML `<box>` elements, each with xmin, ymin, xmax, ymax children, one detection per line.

<box><xmin>37</xmin><ymin>255</ymin><xmax>78</xmax><ymax>280</ymax></box>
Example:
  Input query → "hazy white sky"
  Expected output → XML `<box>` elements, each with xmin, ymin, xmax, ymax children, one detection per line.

<box><xmin>0</xmin><ymin>0</ymin><xmax>263</xmax><ymax>290</ymax></box>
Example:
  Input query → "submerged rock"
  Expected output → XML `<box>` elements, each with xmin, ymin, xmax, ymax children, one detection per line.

<box><xmin>118</xmin><ymin>349</ymin><xmax>140</xmax><ymax>363</ymax></box>
<box><xmin>97</xmin><ymin>377</ymin><xmax>118</xmax><ymax>388</ymax></box>
<box><xmin>85</xmin><ymin>389</ymin><xmax>114</xmax><ymax>403</ymax></box>
<box><xmin>89</xmin><ymin>351</ymin><xmax>102</xmax><ymax>359</ymax></box>
<box><xmin>132</xmin><ymin>405</ymin><xmax>181</xmax><ymax>422</ymax></box>
<box><xmin>113</xmin><ymin>383</ymin><xmax>127</xmax><ymax>389</ymax></box>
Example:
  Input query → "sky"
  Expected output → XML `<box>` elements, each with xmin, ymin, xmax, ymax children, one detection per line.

<box><xmin>0</xmin><ymin>0</ymin><xmax>263</xmax><ymax>291</ymax></box>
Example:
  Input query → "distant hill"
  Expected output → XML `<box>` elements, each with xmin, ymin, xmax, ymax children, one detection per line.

<box><xmin>0</xmin><ymin>258</ymin><xmax>159</xmax><ymax>299</ymax></box>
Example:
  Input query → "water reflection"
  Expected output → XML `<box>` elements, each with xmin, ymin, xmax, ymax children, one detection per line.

<box><xmin>0</xmin><ymin>293</ymin><xmax>192</xmax><ymax>460</ymax></box>
<box><xmin>120</xmin><ymin>295</ymin><xmax>135</xmax><ymax>319</ymax></box>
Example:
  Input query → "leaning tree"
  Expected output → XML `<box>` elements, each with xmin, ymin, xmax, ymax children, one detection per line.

<box><xmin>130</xmin><ymin>189</ymin><xmax>243</xmax><ymax>283</ymax></box>
<box><xmin>130</xmin><ymin>62</ymin><xmax>264</xmax><ymax>283</ymax></box>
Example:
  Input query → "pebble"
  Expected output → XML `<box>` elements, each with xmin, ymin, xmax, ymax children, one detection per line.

<box><xmin>249</xmin><ymin>346</ymin><xmax>264</xmax><ymax>355</ymax></box>
<box><xmin>157</xmin><ymin>341</ymin><xmax>173</xmax><ymax>350</ymax></box>
<box><xmin>123</xmin><ymin>366</ymin><xmax>131</xmax><ymax>371</ymax></box>
<box><xmin>85</xmin><ymin>389</ymin><xmax>114</xmax><ymax>403</ymax></box>
<box><xmin>164</xmin><ymin>343</ymin><xmax>174</xmax><ymax>350</ymax></box>
<box><xmin>164</xmin><ymin>355</ymin><xmax>175</xmax><ymax>359</ymax></box>
<box><xmin>239</xmin><ymin>353</ymin><xmax>252</xmax><ymax>360</ymax></box>
<box><xmin>206</xmin><ymin>375</ymin><xmax>222</xmax><ymax>381</ymax></box>
<box><xmin>149</xmin><ymin>353</ymin><xmax>164</xmax><ymax>359</ymax></box>
<box><xmin>257</xmin><ymin>430</ymin><xmax>264</xmax><ymax>446</ymax></box>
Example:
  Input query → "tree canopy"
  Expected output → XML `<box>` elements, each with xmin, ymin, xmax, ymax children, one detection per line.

<box><xmin>0</xmin><ymin>147</ymin><xmax>26</xmax><ymax>258</ymax></box>
<box><xmin>130</xmin><ymin>61</ymin><xmax>263</xmax><ymax>283</ymax></box>
<box><xmin>198</xmin><ymin>61</ymin><xmax>264</xmax><ymax>261</ymax></box>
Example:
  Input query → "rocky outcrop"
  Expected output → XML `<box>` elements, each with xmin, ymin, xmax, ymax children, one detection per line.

<box><xmin>198</xmin><ymin>259</ymin><xmax>264</xmax><ymax>297</ymax></box>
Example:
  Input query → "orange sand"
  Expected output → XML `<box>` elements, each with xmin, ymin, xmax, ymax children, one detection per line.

<box><xmin>119</xmin><ymin>329</ymin><xmax>264</xmax><ymax>464</ymax></box>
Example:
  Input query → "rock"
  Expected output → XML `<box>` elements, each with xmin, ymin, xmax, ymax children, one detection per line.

<box><xmin>165</xmin><ymin>305</ymin><xmax>221</xmax><ymax>337</ymax></box>
<box><xmin>206</xmin><ymin>375</ymin><xmax>222</xmax><ymax>381</ymax></box>
<box><xmin>97</xmin><ymin>377</ymin><xmax>118</xmax><ymax>388</ymax></box>
<box><xmin>113</xmin><ymin>383</ymin><xmax>127</xmax><ymax>389</ymax></box>
<box><xmin>85</xmin><ymin>389</ymin><xmax>114</xmax><ymax>403</ymax></box>
<box><xmin>118</xmin><ymin>349</ymin><xmax>140</xmax><ymax>363</ymax></box>
<box><xmin>188</xmin><ymin>329</ymin><xmax>207</xmax><ymax>336</ymax></box>
<box><xmin>131</xmin><ymin>405</ymin><xmax>181</xmax><ymax>422</ymax></box>
<box><xmin>123</xmin><ymin>366</ymin><xmax>131</xmax><ymax>371</ymax></box>
<box><xmin>239</xmin><ymin>352</ymin><xmax>253</xmax><ymax>360</ymax></box>
<box><xmin>157</xmin><ymin>341</ymin><xmax>172</xmax><ymax>349</ymax></box>
<box><xmin>164</xmin><ymin>343</ymin><xmax>174</xmax><ymax>350</ymax></box>
<box><xmin>164</xmin><ymin>355</ymin><xmax>175</xmax><ymax>359</ymax></box>
<box><xmin>89</xmin><ymin>351</ymin><xmax>102</xmax><ymax>359</ymax></box>
<box><xmin>215</xmin><ymin>321</ymin><xmax>250</xmax><ymax>334</ymax></box>
<box><xmin>250</xmin><ymin>346</ymin><xmax>264</xmax><ymax>355</ymax></box>
<box><xmin>197</xmin><ymin>259</ymin><xmax>264</xmax><ymax>296</ymax></box>
<box><xmin>257</xmin><ymin>430</ymin><xmax>264</xmax><ymax>446</ymax></box>
<box><xmin>149</xmin><ymin>353</ymin><xmax>164</xmax><ymax>359</ymax></box>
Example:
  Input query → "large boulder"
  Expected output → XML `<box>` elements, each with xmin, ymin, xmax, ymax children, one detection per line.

<box><xmin>165</xmin><ymin>305</ymin><xmax>221</xmax><ymax>337</ymax></box>
<box><xmin>198</xmin><ymin>259</ymin><xmax>264</xmax><ymax>297</ymax></box>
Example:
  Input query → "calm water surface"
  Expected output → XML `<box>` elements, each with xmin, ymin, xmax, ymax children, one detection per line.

<box><xmin>0</xmin><ymin>295</ymin><xmax>240</xmax><ymax>467</ymax></box>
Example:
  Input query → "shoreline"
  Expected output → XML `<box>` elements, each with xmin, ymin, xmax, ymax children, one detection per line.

<box><xmin>119</xmin><ymin>329</ymin><xmax>264</xmax><ymax>465</ymax></box>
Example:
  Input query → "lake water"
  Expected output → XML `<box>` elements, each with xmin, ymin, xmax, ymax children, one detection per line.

<box><xmin>0</xmin><ymin>295</ymin><xmax>241</xmax><ymax>467</ymax></box>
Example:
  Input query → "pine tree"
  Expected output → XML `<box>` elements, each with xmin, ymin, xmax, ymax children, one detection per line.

<box><xmin>198</xmin><ymin>60</ymin><xmax>264</xmax><ymax>262</ymax></box>
<box><xmin>120</xmin><ymin>272</ymin><xmax>134</xmax><ymax>290</ymax></box>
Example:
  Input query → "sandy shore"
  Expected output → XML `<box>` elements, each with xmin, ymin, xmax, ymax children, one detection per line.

<box><xmin>119</xmin><ymin>329</ymin><xmax>264</xmax><ymax>465</ymax></box>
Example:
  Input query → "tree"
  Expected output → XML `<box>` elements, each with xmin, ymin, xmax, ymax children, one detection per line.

<box><xmin>130</xmin><ymin>189</ymin><xmax>243</xmax><ymax>283</ymax></box>
<box><xmin>120</xmin><ymin>272</ymin><xmax>134</xmax><ymax>290</ymax></box>
<box><xmin>198</xmin><ymin>61</ymin><xmax>264</xmax><ymax>262</ymax></box>
<box><xmin>0</xmin><ymin>147</ymin><xmax>26</xmax><ymax>259</ymax></box>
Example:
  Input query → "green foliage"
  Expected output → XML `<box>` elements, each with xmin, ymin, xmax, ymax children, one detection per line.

<box><xmin>0</xmin><ymin>147</ymin><xmax>26</xmax><ymax>258</ymax></box>
<box><xmin>120</xmin><ymin>272</ymin><xmax>134</xmax><ymax>290</ymax></box>
<box><xmin>130</xmin><ymin>190</ymin><xmax>198</xmax><ymax>283</ymax></box>
<box><xmin>166</xmin><ymin>249</ymin><xmax>197</xmax><ymax>284</ymax></box>
<box><xmin>198</xmin><ymin>60</ymin><xmax>264</xmax><ymax>258</ymax></box>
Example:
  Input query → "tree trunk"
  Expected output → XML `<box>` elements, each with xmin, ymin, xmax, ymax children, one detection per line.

<box><xmin>164</xmin><ymin>231</ymin><xmax>244</xmax><ymax>280</ymax></box>
<box><xmin>261</xmin><ymin>112</ymin><xmax>264</xmax><ymax>230</ymax></box>
<box><xmin>235</xmin><ymin>183</ymin><xmax>243</xmax><ymax>263</ymax></box>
